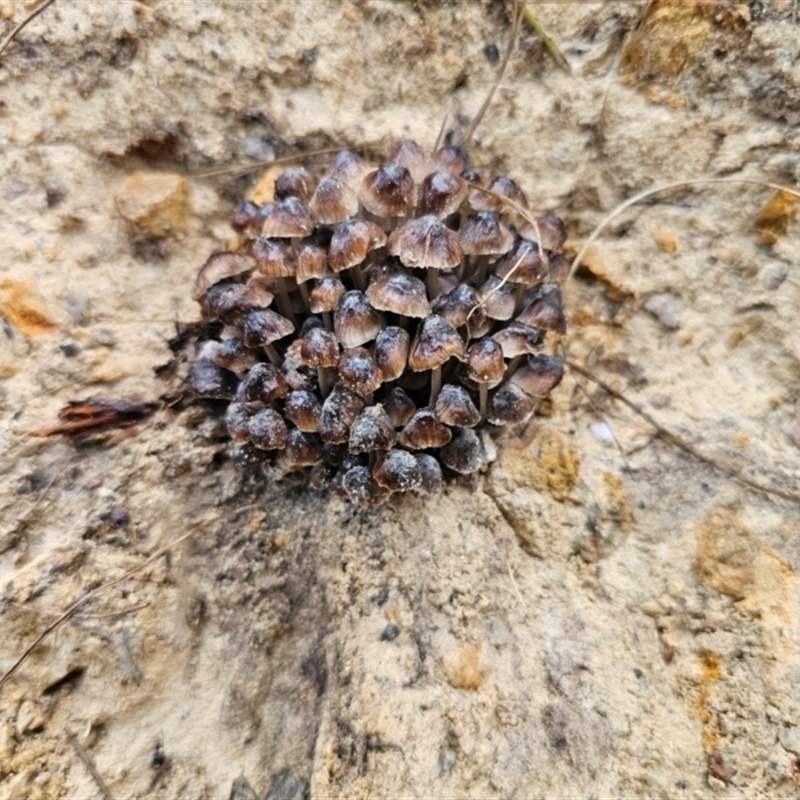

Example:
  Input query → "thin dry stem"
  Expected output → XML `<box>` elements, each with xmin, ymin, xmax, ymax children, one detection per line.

<box><xmin>0</xmin><ymin>0</ymin><xmax>56</xmax><ymax>59</ymax></box>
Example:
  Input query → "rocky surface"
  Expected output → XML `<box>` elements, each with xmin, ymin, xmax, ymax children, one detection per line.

<box><xmin>1</xmin><ymin>1</ymin><xmax>799</xmax><ymax>798</ymax></box>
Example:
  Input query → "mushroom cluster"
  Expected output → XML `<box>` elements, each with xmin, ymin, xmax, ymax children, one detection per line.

<box><xmin>189</xmin><ymin>140</ymin><xmax>567</xmax><ymax>506</ymax></box>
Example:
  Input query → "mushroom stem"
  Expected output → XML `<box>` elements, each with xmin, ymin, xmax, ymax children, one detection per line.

<box><xmin>321</xmin><ymin>311</ymin><xmax>333</xmax><ymax>332</ymax></box>
<box><xmin>317</xmin><ymin>367</ymin><xmax>330</xmax><ymax>397</ymax></box>
<box><xmin>264</xmin><ymin>343</ymin><xmax>282</xmax><ymax>367</ymax></box>
<box><xmin>297</xmin><ymin>281</ymin><xmax>312</xmax><ymax>313</ymax></box>
<box><xmin>275</xmin><ymin>284</ymin><xmax>297</xmax><ymax>327</ymax></box>
<box><xmin>426</xmin><ymin>268</ymin><xmax>441</xmax><ymax>299</ymax></box>
<box><xmin>479</xmin><ymin>383</ymin><xmax>488</xmax><ymax>421</ymax></box>
<box><xmin>349</xmin><ymin>265</ymin><xmax>366</xmax><ymax>292</ymax></box>
<box><xmin>504</xmin><ymin>354</ymin><xmax>523</xmax><ymax>383</ymax></box>
<box><xmin>429</xmin><ymin>364</ymin><xmax>442</xmax><ymax>406</ymax></box>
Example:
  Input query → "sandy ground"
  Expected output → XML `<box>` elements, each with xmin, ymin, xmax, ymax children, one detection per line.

<box><xmin>1</xmin><ymin>1</ymin><xmax>800</xmax><ymax>797</ymax></box>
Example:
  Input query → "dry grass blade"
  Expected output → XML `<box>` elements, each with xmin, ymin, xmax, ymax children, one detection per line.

<box><xmin>66</xmin><ymin>728</ymin><xmax>113</xmax><ymax>800</ymax></box>
<box><xmin>0</xmin><ymin>0</ymin><xmax>56</xmax><ymax>59</ymax></box>
<box><xmin>565</xmin><ymin>358</ymin><xmax>800</xmax><ymax>506</ymax></box>
<box><xmin>522</xmin><ymin>4</ymin><xmax>572</xmax><ymax>73</ymax></box>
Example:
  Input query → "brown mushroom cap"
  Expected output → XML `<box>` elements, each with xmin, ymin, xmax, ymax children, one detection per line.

<box><xmin>440</xmin><ymin>428</ymin><xmax>483</xmax><ymax>474</ymax></box>
<box><xmin>274</xmin><ymin>167</ymin><xmax>319</xmax><ymax>203</ymax></box>
<box><xmin>510</xmin><ymin>355</ymin><xmax>565</xmax><ymax>397</ymax></box>
<box><xmin>431</xmin><ymin>284</ymin><xmax>485</xmax><ymax>329</ymax></box>
<box><xmin>387</xmin><ymin>215</ymin><xmax>462</xmax><ymax>270</ymax></box>
<box><xmin>296</xmin><ymin>243</ymin><xmax>330</xmax><ymax>284</ymax></box>
<box><xmin>253</xmin><ymin>237</ymin><xmax>294</xmax><ymax>278</ymax></box>
<box><xmin>547</xmin><ymin>252</ymin><xmax>570</xmax><ymax>283</ymax></box>
<box><xmin>309</xmin><ymin>275</ymin><xmax>346</xmax><ymax>313</ymax></box>
<box><xmin>478</xmin><ymin>276</ymin><xmax>516</xmax><ymax>321</ymax></box>
<box><xmin>193</xmin><ymin>252</ymin><xmax>255</xmax><ymax>300</ymax></box>
<box><xmin>329</xmin><ymin>150</ymin><xmax>372</xmax><ymax>191</ymax></box>
<box><xmin>261</xmin><ymin>196</ymin><xmax>315</xmax><ymax>239</ymax></box>
<box><xmin>230</xmin><ymin>201</ymin><xmax>265</xmax><ymax>237</ymax></box>
<box><xmin>418</xmin><ymin>170</ymin><xmax>469</xmax><ymax>218</ymax></box>
<box><xmin>319</xmin><ymin>383</ymin><xmax>365</xmax><ymax>444</ymax></box>
<box><xmin>366</xmin><ymin>270</ymin><xmax>431</xmax><ymax>318</ymax></box>
<box><xmin>329</xmin><ymin>219</ymin><xmax>387</xmax><ymax>272</ymax></box>
<box><xmin>373</xmin><ymin>326</ymin><xmax>410</xmax><ymax>382</ymax></box>
<box><xmin>309</xmin><ymin>176</ymin><xmax>359</xmax><ymax>225</ymax></box>
<box><xmin>491</xmin><ymin>322</ymin><xmax>543</xmax><ymax>358</ymax></box>
<box><xmin>334</xmin><ymin>290</ymin><xmax>386</xmax><ymax>348</ymax></box>
<box><xmin>434</xmin><ymin>145</ymin><xmax>471</xmax><ymax>176</ymax></box>
<box><xmin>387</xmin><ymin>139</ymin><xmax>436</xmax><ymax>184</ymax></box>
<box><xmin>360</xmin><ymin>164</ymin><xmax>416</xmax><ymax>217</ymax></box>
<box><xmin>470</xmin><ymin>175</ymin><xmax>529</xmax><ymax>213</ymax></box>
<box><xmin>248</xmin><ymin>408</ymin><xmax>288</xmax><ymax>450</ymax></box>
<box><xmin>408</xmin><ymin>315</ymin><xmax>466</xmax><ymax>371</ymax></box>
<box><xmin>435</xmin><ymin>384</ymin><xmax>480</xmax><ymax>428</ymax></box>
<box><xmin>206</xmin><ymin>280</ymin><xmax>274</xmax><ymax>323</ymax></box>
<box><xmin>383</xmin><ymin>387</ymin><xmax>417</xmax><ymax>428</ymax></box>
<box><xmin>415</xmin><ymin>453</ymin><xmax>443</xmax><ymax>494</ymax></box>
<box><xmin>487</xmin><ymin>383</ymin><xmax>536</xmax><ymax>426</ymax></box>
<box><xmin>349</xmin><ymin>405</ymin><xmax>396</xmax><ymax>454</ymax></box>
<box><xmin>517</xmin><ymin>285</ymin><xmax>567</xmax><ymax>334</ymax></box>
<box><xmin>373</xmin><ymin>450</ymin><xmax>422</xmax><ymax>492</ymax></box>
<box><xmin>225</xmin><ymin>402</ymin><xmax>251</xmax><ymax>444</ymax></box>
<box><xmin>285</xmin><ymin>429</ymin><xmax>324</xmax><ymax>467</ymax></box>
<box><xmin>190</xmin><ymin>359</ymin><xmax>239</xmax><ymax>400</ymax></box>
<box><xmin>342</xmin><ymin>464</ymin><xmax>390</xmax><ymax>507</ymax></box>
<box><xmin>214</xmin><ymin>337</ymin><xmax>259</xmax><ymax>373</ymax></box>
<box><xmin>518</xmin><ymin>212</ymin><xmax>567</xmax><ymax>252</ymax></box>
<box><xmin>244</xmin><ymin>361</ymin><xmax>289</xmax><ymax>403</ymax></box>
<box><xmin>398</xmin><ymin>407</ymin><xmax>452</xmax><ymax>449</ymax></box>
<box><xmin>458</xmin><ymin>212</ymin><xmax>514</xmax><ymax>256</ymax></box>
<box><xmin>466</xmin><ymin>338</ymin><xmax>505</xmax><ymax>384</ymax></box>
<box><xmin>301</xmin><ymin>326</ymin><xmax>339</xmax><ymax>368</ymax></box>
<box><xmin>282</xmin><ymin>339</ymin><xmax>313</xmax><ymax>391</ymax></box>
<box><xmin>337</xmin><ymin>347</ymin><xmax>383</xmax><ymax>396</ymax></box>
<box><xmin>243</xmin><ymin>308</ymin><xmax>295</xmax><ymax>347</ymax></box>
<box><xmin>284</xmin><ymin>389</ymin><xmax>323</xmax><ymax>432</ymax></box>
<box><xmin>493</xmin><ymin>239</ymin><xmax>547</xmax><ymax>286</ymax></box>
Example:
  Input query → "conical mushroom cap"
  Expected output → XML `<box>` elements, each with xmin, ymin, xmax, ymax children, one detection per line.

<box><xmin>414</xmin><ymin>453</ymin><xmax>443</xmax><ymax>495</ymax></box>
<box><xmin>518</xmin><ymin>212</ymin><xmax>567</xmax><ymax>252</ymax></box>
<box><xmin>193</xmin><ymin>252</ymin><xmax>255</xmax><ymax>300</ymax></box>
<box><xmin>253</xmin><ymin>237</ymin><xmax>294</xmax><ymax>278</ymax></box>
<box><xmin>274</xmin><ymin>167</ymin><xmax>318</xmax><ymax>203</ymax></box>
<box><xmin>342</xmin><ymin>465</ymin><xmax>390</xmax><ymax>507</ymax></box>
<box><xmin>329</xmin><ymin>219</ymin><xmax>387</xmax><ymax>272</ymax></box>
<box><xmin>517</xmin><ymin>285</ymin><xmax>566</xmax><ymax>334</ymax></box>
<box><xmin>334</xmin><ymin>290</ymin><xmax>386</xmax><ymax>348</ymax></box>
<box><xmin>360</xmin><ymin>164</ymin><xmax>415</xmax><ymax>217</ymax></box>
<box><xmin>309</xmin><ymin>176</ymin><xmax>359</xmax><ymax>224</ymax></box>
<box><xmin>243</xmin><ymin>308</ymin><xmax>295</xmax><ymax>347</ymax></box>
<box><xmin>418</xmin><ymin>170</ymin><xmax>468</xmax><ymax>218</ymax></box>
<box><xmin>349</xmin><ymin>405</ymin><xmax>396</xmax><ymax>454</ymax></box>
<box><xmin>494</xmin><ymin>239</ymin><xmax>547</xmax><ymax>286</ymax></box>
<box><xmin>285</xmin><ymin>429</ymin><xmax>324</xmax><ymax>466</ymax></box>
<box><xmin>387</xmin><ymin>215</ymin><xmax>462</xmax><ymax>270</ymax></box>
<box><xmin>248</xmin><ymin>408</ymin><xmax>288</xmax><ymax>450</ymax></box>
<box><xmin>206</xmin><ymin>279</ymin><xmax>274</xmax><ymax>323</ymax></box>
<box><xmin>214</xmin><ymin>337</ymin><xmax>259</xmax><ymax>373</ymax></box>
<box><xmin>366</xmin><ymin>270</ymin><xmax>431</xmax><ymax>318</ymax></box>
<box><xmin>244</xmin><ymin>362</ymin><xmax>289</xmax><ymax>403</ymax></box>
<box><xmin>478</xmin><ymin>276</ymin><xmax>516</xmax><ymax>321</ymax></box>
<box><xmin>284</xmin><ymin>389</ymin><xmax>323</xmax><ymax>432</ymax></box>
<box><xmin>337</xmin><ymin>347</ymin><xmax>383</xmax><ymax>396</ymax></box>
<box><xmin>470</xmin><ymin>175</ymin><xmax>528</xmax><ymax>213</ymax></box>
<box><xmin>309</xmin><ymin>276</ymin><xmax>346</xmax><ymax>313</ymax></box>
<box><xmin>434</xmin><ymin>384</ymin><xmax>480</xmax><ymax>428</ymax></box>
<box><xmin>301</xmin><ymin>326</ymin><xmax>339</xmax><ymax>368</ymax></box>
<box><xmin>431</xmin><ymin>284</ymin><xmax>485</xmax><ymax>329</ymax></box>
<box><xmin>491</xmin><ymin>322</ymin><xmax>543</xmax><ymax>358</ymax></box>
<box><xmin>319</xmin><ymin>384</ymin><xmax>365</xmax><ymax>444</ymax></box>
<box><xmin>440</xmin><ymin>428</ymin><xmax>483</xmax><ymax>474</ymax></box>
<box><xmin>328</xmin><ymin>150</ymin><xmax>371</xmax><ymax>191</ymax></box>
<box><xmin>408</xmin><ymin>315</ymin><xmax>465</xmax><ymax>371</ymax></box>
<box><xmin>458</xmin><ymin>211</ymin><xmax>514</xmax><ymax>256</ymax></box>
<box><xmin>387</xmin><ymin>139</ymin><xmax>435</xmax><ymax>184</ymax></box>
<box><xmin>373</xmin><ymin>450</ymin><xmax>422</xmax><ymax>492</ymax></box>
<box><xmin>383</xmin><ymin>386</ymin><xmax>417</xmax><ymax>428</ymax></box>
<box><xmin>261</xmin><ymin>196</ymin><xmax>315</xmax><ymax>238</ymax></box>
<box><xmin>398</xmin><ymin>407</ymin><xmax>452</xmax><ymax>449</ymax></box>
<box><xmin>296</xmin><ymin>243</ymin><xmax>330</xmax><ymax>283</ymax></box>
<box><xmin>510</xmin><ymin>355</ymin><xmax>564</xmax><ymax>397</ymax></box>
<box><xmin>373</xmin><ymin>326</ymin><xmax>410</xmax><ymax>382</ymax></box>
<box><xmin>466</xmin><ymin>338</ymin><xmax>505</xmax><ymax>384</ymax></box>
<box><xmin>487</xmin><ymin>383</ymin><xmax>535</xmax><ymax>426</ymax></box>
<box><xmin>434</xmin><ymin>145</ymin><xmax>471</xmax><ymax>176</ymax></box>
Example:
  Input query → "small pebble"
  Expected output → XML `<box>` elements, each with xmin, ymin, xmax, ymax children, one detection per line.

<box><xmin>589</xmin><ymin>422</ymin><xmax>614</xmax><ymax>444</ymax></box>
<box><xmin>643</xmin><ymin>292</ymin><xmax>681</xmax><ymax>330</ymax></box>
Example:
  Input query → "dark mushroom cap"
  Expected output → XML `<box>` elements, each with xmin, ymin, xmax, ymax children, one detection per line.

<box><xmin>193</xmin><ymin>252</ymin><xmax>255</xmax><ymax>300</ymax></box>
<box><xmin>387</xmin><ymin>139</ymin><xmax>435</xmax><ymax>184</ymax></box>
<box><xmin>408</xmin><ymin>315</ymin><xmax>466</xmax><ymax>371</ymax></box>
<box><xmin>547</xmin><ymin>252</ymin><xmax>570</xmax><ymax>283</ymax></box>
<box><xmin>491</xmin><ymin>322</ymin><xmax>543</xmax><ymax>358</ymax></box>
<box><xmin>285</xmin><ymin>429</ymin><xmax>324</xmax><ymax>466</ymax></box>
<box><xmin>301</xmin><ymin>326</ymin><xmax>339</xmax><ymax>368</ymax></box>
<box><xmin>225</xmin><ymin>402</ymin><xmax>251</xmax><ymax>444</ymax></box>
<box><xmin>329</xmin><ymin>219</ymin><xmax>387</xmax><ymax>272</ymax></box>
<box><xmin>360</xmin><ymin>164</ymin><xmax>416</xmax><ymax>217</ymax></box>
<box><xmin>465</xmin><ymin>338</ymin><xmax>505</xmax><ymax>384</ymax></box>
<box><xmin>366</xmin><ymin>270</ymin><xmax>431</xmax><ymax>318</ymax></box>
<box><xmin>230</xmin><ymin>201</ymin><xmax>264</xmax><ymax>237</ymax></box>
<box><xmin>487</xmin><ymin>382</ymin><xmax>536</xmax><ymax>426</ymax></box>
<box><xmin>296</xmin><ymin>243</ymin><xmax>330</xmax><ymax>284</ymax></box>
<box><xmin>387</xmin><ymin>215</ymin><xmax>462</xmax><ymax>270</ymax></box>
<box><xmin>329</xmin><ymin>150</ymin><xmax>372</xmax><ymax>191</ymax></box>
<box><xmin>510</xmin><ymin>355</ymin><xmax>565</xmax><ymax>397</ymax></box>
<box><xmin>243</xmin><ymin>308</ymin><xmax>295</xmax><ymax>347</ymax></box>
<box><xmin>309</xmin><ymin>176</ymin><xmax>359</xmax><ymax>224</ymax></box>
<box><xmin>434</xmin><ymin>384</ymin><xmax>480</xmax><ymax>428</ymax></box>
<box><xmin>398</xmin><ymin>407</ymin><xmax>452</xmax><ymax>449</ymax></box>
<box><xmin>274</xmin><ymin>167</ymin><xmax>319</xmax><ymax>203</ymax></box>
<box><xmin>244</xmin><ymin>361</ymin><xmax>289</xmax><ymax>403</ymax></box>
<box><xmin>283</xmin><ymin>389</ymin><xmax>323</xmax><ymax>432</ymax></box>
<box><xmin>282</xmin><ymin>339</ymin><xmax>313</xmax><ymax>391</ymax></box>
<box><xmin>440</xmin><ymin>428</ymin><xmax>483</xmax><ymax>474</ymax></box>
<box><xmin>337</xmin><ymin>347</ymin><xmax>383</xmax><ymax>396</ymax></box>
<box><xmin>383</xmin><ymin>387</ymin><xmax>417</xmax><ymax>428</ymax></box>
<box><xmin>334</xmin><ymin>290</ymin><xmax>386</xmax><ymax>348</ymax></box>
<box><xmin>373</xmin><ymin>450</ymin><xmax>422</xmax><ymax>492</ymax></box>
<box><xmin>253</xmin><ymin>237</ymin><xmax>294</xmax><ymax>278</ymax></box>
<box><xmin>248</xmin><ymin>408</ymin><xmax>288</xmax><ymax>450</ymax></box>
<box><xmin>342</xmin><ymin>465</ymin><xmax>390</xmax><ymax>507</ymax></box>
<box><xmin>478</xmin><ymin>276</ymin><xmax>516</xmax><ymax>321</ymax></box>
<box><xmin>190</xmin><ymin>359</ymin><xmax>239</xmax><ymax>400</ymax></box>
<box><xmin>458</xmin><ymin>212</ymin><xmax>514</xmax><ymax>256</ymax></box>
<box><xmin>494</xmin><ymin>239</ymin><xmax>547</xmax><ymax>286</ymax></box>
<box><xmin>434</xmin><ymin>145</ymin><xmax>471</xmax><ymax>175</ymax></box>
<box><xmin>349</xmin><ymin>405</ymin><xmax>396</xmax><ymax>454</ymax></box>
<box><xmin>431</xmin><ymin>284</ymin><xmax>485</xmax><ymax>329</ymax></box>
<box><xmin>206</xmin><ymin>280</ymin><xmax>274</xmax><ymax>323</ymax></box>
<box><xmin>517</xmin><ymin>285</ymin><xmax>566</xmax><ymax>334</ymax></box>
<box><xmin>373</xmin><ymin>326</ymin><xmax>410</xmax><ymax>382</ymax></box>
<box><xmin>214</xmin><ymin>337</ymin><xmax>259</xmax><ymax>373</ymax></box>
<box><xmin>309</xmin><ymin>275</ymin><xmax>346</xmax><ymax>313</ymax></box>
<box><xmin>414</xmin><ymin>453</ymin><xmax>443</xmax><ymax>495</ymax></box>
<box><xmin>319</xmin><ymin>383</ymin><xmax>365</xmax><ymax>444</ymax></box>
<box><xmin>418</xmin><ymin>170</ymin><xmax>469</xmax><ymax>218</ymax></box>
<box><xmin>470</xmin><ymin>175</ymin><xmax>529</xmax><ymax>213</ymax></box>
<box><xmin>262</xmin><ymin>196</ymin><xmax>315</xmax><ymax>238</ymax></box>
<box><xmin>521</xmin><ymin>212</ymin><xmax>566</xmax><ymax>252</ymax></box>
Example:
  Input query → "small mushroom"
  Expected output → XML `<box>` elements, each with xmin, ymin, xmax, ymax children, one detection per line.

<box><xmin>243</xmin><ymin>308</ymin><xmax>295</xmax><ymax>364</ymax></box>
<box><xmin>349</xmin><ymin>405</ymin><xmax>396</xmax><ymax>454</ymax></box>
<box><xmin>487</xmin><ymin>383</ymin><xmax>535</xmax><ymax>426</ymax></box>
<box><xmin>510</xmin><ymin>355</ymin><xmax>565</xmax><ymax>397</ymax></box>
<box><xmin>517</xmin><ymin>285</ymin><xmax>567</xmax><ymax>334</ymax></box>
<box><xmin>193</xmin><ymin>252</ymin><xmax>255</xmax><ymax>300</ymax></box>
<box><xmin>491</xmin><ymin>322</ymin><xmax>542</xmax><ymax>358</ymax></box>
<box><xmin>309</xmin><ymin>176</ymin><xmax>359</xmax><ymax>224</ymax></box>
<box><xmin>328</xmin><ymin>150</ymin><xmax>372</xmax><ymax>191</ymax></box>
<box><xmin>334</xmin><ymin>290</ymin><xmax>386</xmax><ymax>348</ymax></box>
<box><xmin>230</xmin><ymin>201</ymin><xmax>267</xmax><ymax>238</ymax></box>
<box><xmin>283</xmin><ymin>389</ymin><xmax>323</xmax><ymax>432</ymax></box>
<box><xmin>434</xmin><ymin>145</ymin><xmax>471</xmax><ymax>176</ymax></box>
<box><xmin>383</xmin><ymin>386</ymin><xmax>417</xmax><ymax>428</ymax></box>
<box><xmin>284</xmin><ymin>429</ymin><xmax>324</xmax><ymax>467</ymax></box>
<box><xmin>360</xmin><ymin>164</ymin><xmax>415</xmax><ymax>218</ymax></box>
<box><xmin>458</xmin><ymin>212</ymin><xmax>514</xmax><ymax>256</ymax></box>
<box><xmin>440</xmin><ymin>428</ymin><xmax>483</xmax><ymax>474</ymax></box>
<box><xmin>373</xmin><ymin>450</ymin><xmax>422</xmax><ymax>492</ymax></box>
<box><xmin>342</xmin><ymin>464</ymin><xmax>390</xmax><ymax>507</ymax></box>
<box><xmin>493</xmin><ymin>239</ymin><xmax>547</xmax><ymax>287</ymax></box>
<box><xmin>470</xmin><ymin>175</ymin><xmax>528</xmax><ymax>214</ymax></box>
<box><xmin>190</xmin><ymin>359</ymin><xmax>239</xmax><ymax>400</ymax></box>
<box><xmin>434</xmin><ymin>384</ymin><xmax>480</xmax><ymax>428</ymax></box>
<box><xmin>418</xmin><ymin>170</ymin><xmax>469</xmax><ymax>218</ymax></box>
<box><xmin>252</xmin><ymin>237</ymin><xmax>295</xmax><ymax>278</ymax></box>
<box><xmin>408</xmin><ymin>314</ymin><xmax>466</xmax><ymax>403</ymax></box>
<box><xmin>243</xmin><ymin>362</ymin><xmax>289</xmax><ymax>404</ymax></box>
<box><xmin>414</xmin><ymin>453</ymin><xmax>443</xmax><ymax>495</ymax></box>
<box><xmin>295</xmin><ymin>243</ymin><xmax>330</xmax><ymax>284</ymax></box>
<box><xmin>398</xmin><ymin>407</ymin><xmax>452</xmax><ymax>450</ymax></box>
<box><xmin>387</xmin><ymin>139</ymin><xmax>436</xmax><ymax>184</ymax></box>
<box><xmin>465</xmin><ymin>338</ymin><xmax>505</xmax><ymax>419</ymax></box>
<box><xmin>366</xmin><ymin>269</ymin><xmax>432</xmax><ymax>319</ymax></box>
<box><xmin>319</xmin><ymin>383</ymin><xmax>365</xmax><ymax>444</ymax></box>
<box><xmin>225</xmin><ymin>402</ymin><xmax>251</xmax><ymax>444</ymax></box>
<box><xmin>373</xmin><ymin>326</ymin><xmax>410</xmax><ymax>382</ymax></box>
<box><xmin>337</xmin><ymin>347</ymin><xmax>383</xmax><ymax>396</ymax></box>
<box><xmin>478</xmin><ymin>276</ymin><xmax>516</xmax><ymax>321</ymax></box>
<box><xmin>248</xmin><ymin>408</ymin><xmax>288</xmax><ymax>450</ymax></box>
<box><xmin>328</xmin><ymin>219</ymin><xmax>387</xmax><ymax>276</ymax></box>
<box><xmin>261</xmin><ymin>196</ymin><xmax>315</xmax><ymax>238</ymax></box>
<box><xmin>274</xmin><ymin>167</ymin><xmax>319</xmax><ymax>203</ymax></box>
<box><xmin>213</xmin><ymin>337</ymin><xmax>259</xmax><ymax>373</ymax></box>
<box><xmin>300</xmin><ymin>325</ymin><xmax>339</xmax><ymax>395</ymax></box>
<box><xmin>431</xmin><ymin>283</ymin><xmax>485</xmax><ymax>330</ymax></box>
<box><xmin>309</xmin><ymin>275</ymin><xmax>346</xmax><ymax>316</ymax></box>
<box><xmin>206</xmin><ymin>280</ymin><xmax>274</xmax><ymax>324</ymax></box>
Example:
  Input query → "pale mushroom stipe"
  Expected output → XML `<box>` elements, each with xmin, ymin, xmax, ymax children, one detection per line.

<box><xmin>189</xmin><ymin>141</ymin><xmax>568</xmax><ymax>506</ymax></box>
